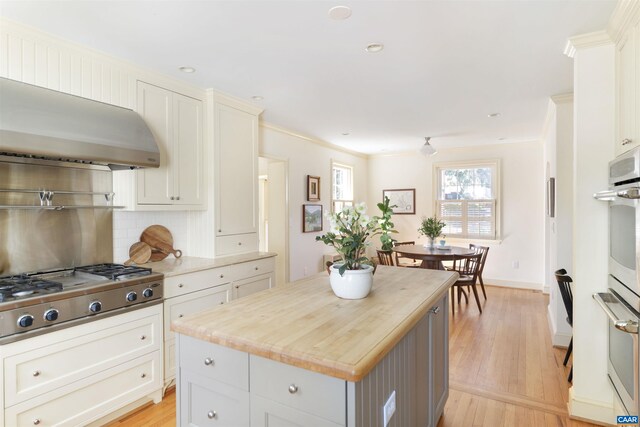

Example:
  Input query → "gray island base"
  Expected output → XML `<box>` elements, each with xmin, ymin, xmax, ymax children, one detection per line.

<box><xmin>172</xmin><ymin>266</ymin><xmax>457</xmax><ymax>426</ymax></box>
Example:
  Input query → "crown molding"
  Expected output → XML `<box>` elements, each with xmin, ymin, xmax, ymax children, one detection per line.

<box><xmin>564</xmin><ymin>31</ymin><xmax>613</xmax><ymax>58</ymax></box>
<box><xmin>607</xmin><ymin>0</ymin><xmax>640</xmax><ymax>44</ymax></box>
<box><xmin>206</xmin><ymin>89</ymin><xmax>264</xmax><ymax>115</ymax></box>
<box><xmin>550</xmin><ymin>93</ymin><xmax>574</xmax><ymax>104</ymax></box>
<box><xmin>259</xmin><ymin>121</ymin><xmax>369</xmax><ymax>159</ymax></box>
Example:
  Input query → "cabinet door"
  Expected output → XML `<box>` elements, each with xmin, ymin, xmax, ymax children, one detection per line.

<box><xmin>174</xmin><ymin>93</ymin><xmax>204</xmax><ymax>205</ymax></box>
<box><xmin>616</xmin><ymin>26</ymin><xmax>639</xmax><ymax>156</ymax></box>
<box><xmin>430</xmin><ymin>294</ymin><xmax>449</xmax><ymax>426</ymax></box>
<box><xmin>136</xmin><ymin>82</ymin><xmax>174</xmax><ymax>204</ymax></box>
<box><xmin>215</xmin><ymin>103</ymin><xmax>258</xmax><ymax>236</ymax></box>
<box><xmin>232</xmin><ymin>273</ymin><xmax>273</xmax><ymax>300</ymax></box>
<box><xmin>251</xmin><ymin>395</ymin><xmax>344</xmax><ymax>427</ymax></box>
<box><xmin>164</xmin><ymin>285</ymin><xmax>230</xmax><ymax>341</ymax></box>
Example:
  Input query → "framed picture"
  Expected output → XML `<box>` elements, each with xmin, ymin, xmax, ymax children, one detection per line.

<box><xmin>303</xmin><ymin>204</ymin><xmax>323</xmax><ymax>233</ymax></box>
<box><xmin>307</xmin><ymin>175</ymin><xmax>320</xmax><ymax>201</ymax></box>
<box><xmin>546</xmin><ymin>177</ymin><xmax>555</xmax><ymax>218</ymax></box>
<box><xmin>383</xmin><ymin>189</ymin><xmax>416</xmax><ymax>214</ymax></box>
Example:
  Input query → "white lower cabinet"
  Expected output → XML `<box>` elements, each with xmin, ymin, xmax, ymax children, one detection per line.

<box><xmin>0</xmin><ymin>304</ymin><xmax>163</xmax><ymax>426</ymax></box>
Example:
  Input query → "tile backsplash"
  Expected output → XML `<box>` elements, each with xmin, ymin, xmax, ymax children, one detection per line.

<box><xmin>113</xmin><ymin>211</ymin><xmax>190</xmax><ymax>263</ymax></box>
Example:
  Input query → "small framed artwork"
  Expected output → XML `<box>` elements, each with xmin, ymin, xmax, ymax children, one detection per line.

<box><xmin>546</xmin><ymin>177</ymin><xmax>555</xmax><ymax>218</ymax></box>
<box><xmin>307</xmin><ymin>175</ymin><xmax>320</xmax><ymax>201</ymax></box>
<box><xmin>303</xmin><ymin>204</ymin><xmax>323</xmax><ymax>233</ymax></box>
<box><xmin>383</xmin><ymin>189</ymin><xmax>416</xmax><ymax>215</ymax></box>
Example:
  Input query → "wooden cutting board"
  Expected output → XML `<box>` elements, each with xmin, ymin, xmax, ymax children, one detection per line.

<box><xmin>124</xmin><ymin>241</ymin><xmax>152</xmax><ymax>265</ymax></box>
<box><xmin>140</xmin><ymin>225</ymin><xmax>182</xmax><ymax>261</ymax></box>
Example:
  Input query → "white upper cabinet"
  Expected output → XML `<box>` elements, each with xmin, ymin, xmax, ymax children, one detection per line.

<box><xmin>134</xmin><ymin>81</ymin><xmax>205</xmax><ymax>208</ymax></box>
<box><xmin>615</xmin><ymin>10</ymin><xmax>640</xmax><ymax>156</ymax></box>
<box><xmin>212</xmin><ymin>92</ymin><xmax>263</xmax><ymax>255</ymax></box>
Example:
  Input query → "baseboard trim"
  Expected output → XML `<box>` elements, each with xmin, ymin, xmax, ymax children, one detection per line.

<box><xmin>485</xmin><ymin>278</ymin><xmax>543</xmax><ymax>291</ymax></box>
<box><xmin>547</xmin><ymin>304</ymin><xmax>572</xmax><ymax>347</ymax></box>
<box><xmin>568</xmin><ymin>387</ymin><xmax>616</xmax><ymax>427</ymax></box>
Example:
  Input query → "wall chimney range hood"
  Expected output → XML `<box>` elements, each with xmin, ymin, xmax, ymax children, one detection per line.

<box><xmin>0</xmin><ymin>77</ymin><xmax>160</xmax><ymax>169</ymax></box>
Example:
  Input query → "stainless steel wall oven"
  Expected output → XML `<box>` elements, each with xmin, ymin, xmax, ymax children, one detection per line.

<box><xmin>594</xmin><ymin>146</ymin><xmax>640</xmax><ymax>416</ymax></box>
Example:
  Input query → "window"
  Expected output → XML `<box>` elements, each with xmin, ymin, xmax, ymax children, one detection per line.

<box><xmin>332</xmin><ymin>162</ymin><xmax>353</xmax><ymax>212</ymax></box>
<box><xmin>435</xmin><ymin>160</ymin><xmax>499</xmax><ymax>239</ymax></box>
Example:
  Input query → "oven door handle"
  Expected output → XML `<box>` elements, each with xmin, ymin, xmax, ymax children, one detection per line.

<box><xmin>593</xmin><ymin>187</ymin><xmax>640</xmax><ymax>201</ymax></box>
<box><xmin>593</xmin><ymin>292</ymin><xmax>640</xmax><ymax>334</ymax></box>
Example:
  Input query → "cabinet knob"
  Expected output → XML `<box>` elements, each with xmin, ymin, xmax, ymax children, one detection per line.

<box><xmin>178</xmin><ymin>283</ymin><xmax>184</xmax><ymax>288</ymax></box>
<box><xmin>219</xmin><ymin>274</ymin><xmax>224</xmax><ymax>278</ymax></box>
<box><xmin>33</xmin><ymin>419</ymin><xmax>41</xmax><ymax>425</ymax></box>
<box><xmin>141</xmin><ymin>373</ymin><xmax>146</xmax><ymax>378</ymax></box>
<box><xmin>623</xmin><ymin>138</ymin><xmax>633</xmax><ymax>145</ymax></box>
<box><xmin>32</xmin><ymin>370</ymin><xmax>40</xmax><ymax>377</ymax></box>
<box><xmin>204</xmin><ymin>357</ymin><xmax>214</xmax><ymax>366</ymax></box>
<box><xmin>288</xmin><ymin>384</ymin><xmax>299</xmax><ymax>394</ymax></box>
<box><xmin>176</xmin><ymin>196</ymin><xmax>180</xmax><ymax>201</ymax></box>
<box><xmin>235</xmin><ymin>285</ymin><xmax>239</xmax><ymax>289</ymax></box>
<box><xmin>238</xmin><ymin>242</ymin><xmax>242</xmax><ymax>246</ymax></box>
<box><xmin>430</xmin><ymin>306</ymin><xmax>440</xmax><ymax>315</ymax></box>
<box><xmin>170</xmin><ymin>196</ymin><xmax>175</xmax><ymax>200</ymax></box>
<box><xmin>207</xmin><ymin>410</ymin><xmax>218</xmax><ymax>419</ymax></box>
<box><xmin>178</xmin><ymin>314</ymin><xmax>184</xmax><ymax>318</ymax></box>
<box><xmin>140</xmin><ymin>335</ymin><xmax>146</xmax><ymax>340</ymax></box>
<box><xmin>218</xmin><ymin>229</ymin><xmax>222</xmax><ymax>233</ymax></box>
<box><xmin>254</xmin><ymin>266</ymin><xmax>259</xmax><ymax>270</ymax></box>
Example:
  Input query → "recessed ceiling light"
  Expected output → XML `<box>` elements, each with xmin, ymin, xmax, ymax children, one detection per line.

<box><xmin>365</xmin><ymin>43</ymin><xmax>384</xmax><ymax>53</ymax></box>
<box><xmin>328</xmin><ymin>5</ymin><xmax>352</xmax><ymax>20</ymax></box>
<box><xmin>179</xmin><ymin>66</ymin><xmax>196</xmax><ymax>73</ymax></box>
<box><xmin>487</xmin><ymin>113</ymin><xmax>500</xmax><ymax>118</ymax></box>
<box><xmin>251</xmin><ymin>96</ymin><xmax>264</xmax><ymax>101</ymax></box>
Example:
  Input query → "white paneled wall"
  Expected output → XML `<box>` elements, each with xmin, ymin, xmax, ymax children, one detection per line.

<box><xmin>113</xmin><ymin>211</ymin><xmax>189</xmax><ymax>263</ymax></box>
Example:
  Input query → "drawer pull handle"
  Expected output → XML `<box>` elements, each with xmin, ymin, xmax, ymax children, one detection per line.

<box><xmin>288</xmin><ymin>384</ymin><xmax>298</xmax><ymax>394</ymax></box>
<box><xmin>207</xmin><ymin>410</ymin><xmax>217</xmax><ymax>419</ymax></box>
<box><xmin>254</xmin><ymin>267</ymin><xmax>259</xmax><ymax>270</ymax></box>
<box><xmin>141</xmin><ymin>373</ymin><xmax>146</xmax><ymax>378</ymax></box>
<box><xmin>238</xmin><ymin>242</ymin><xmax>242</xmax><ymax>245</ymax></box>
<box><xmin>218</xmin><ymin>229</ymin><xmax>222</xmax><ymax>232</ymax></box>
<box><xmin>429</xmin><ymin>306</ymin><xmax>440</xmax><ymax>315</ymax></box>
<box><xmin>140</xmin><ymin>335</ymin><xmax>146</xmax><ymax>340</ymax></box>
<box><xmin>623</xmin><ymin>138</ymin><xmax>633</xmax><ymax>145</ymax></box>
<box><xmin>33</xmin><ymin>419</ymin><xmax>41</xmax><ymax>425</ymax></box>
<box><xmin>235</xmin><ymin>285</ymin><xmax>239</xmax><ymax>289</ymax></box>
<box><xmin>204</xmin><ymin>357</ymin><xmax>214</xmax><ymax>366</ymax></box>
<box><xmin>219</xmin><ymin>274</ymin><xmax>224</xmax><ymax>278</ymax></box>
<box><xmin>32</xmin><ymin>370</ymin><xmax>41</xmax><ymax>377</ymax></box>
<box><xmin>178</xmin><ymin>284</ymin><xmax>184</xmax><ymax>288</ymax></box>
<box><xmin>178</xmin><ymin>314</ymin><xmax>184</xmax><ymax>318</ymax></box>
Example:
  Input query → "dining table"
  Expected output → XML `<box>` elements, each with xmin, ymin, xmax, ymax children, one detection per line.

<box><xmin>392</xmin><ymin>244</ymin><xmax>475</xmax><ymax>270</ymax></box>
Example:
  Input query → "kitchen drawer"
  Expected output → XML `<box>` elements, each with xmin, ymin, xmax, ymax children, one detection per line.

<box><xmin>5</xmin><ymin>352</ymin><xmax>160</xmax><ymax>427</ymax></box>
<box><xmin>251</xmin><ymin>395</ymin><xmax>344</xmax><ymax>427</ymax></box>
<box><xmin>216</xmin><ymin>233</ymin><xmax>258</xmax><ymax>256</ymax></box>
<box><xmin>180</xmin><ymin>368</ymin><xmax>249</xmax><ymax>427</ymax></box>
<box><xmin>231</xmin><ymin>273</ymin><xmax>273</xmax><ymax>300</ymax></box>
<box><xmin>164</xmin><ymin>285</ymin><xmax>230</xmax><ymax>340</ymax></box>
<box><xmin>4</xmin><ymin>310</ymin><xmax>161</xmax><ymax>406</ymax></box>
<box><xmin>178</xmin><ymin>334</ymin><xmax>249</xmax><ymax>390</ymax></box>
<box><xmin>250</xmin><ymin>355</ymin><xmax>345</xmax><ymax>425</ymax></box>
<box><xmin>164</xmin><ymin>266</ymin><xmax>231</xmax><ymax>298</ymax></box>
<box><xmin>231</xmin><ymin>257</ymin><xmax>275</xmax><ymax>280</ymax></box>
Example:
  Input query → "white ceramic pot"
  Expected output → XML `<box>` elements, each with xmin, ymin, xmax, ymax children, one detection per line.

<box><xmin>329</xmin><ymin>264</ymin><xmax>374</xmax><ymax>299</ymax></box>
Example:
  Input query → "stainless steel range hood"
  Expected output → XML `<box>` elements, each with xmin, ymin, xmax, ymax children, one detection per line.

<box><xmin>0</xmin><ymin>77</ymin><xmax>159</xmax><ymax>170</ymax></box>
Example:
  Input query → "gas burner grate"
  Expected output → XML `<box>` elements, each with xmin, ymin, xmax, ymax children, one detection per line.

<box><xmin>74</xmin><ymin>263</ymin><xmax>152</xmax><ymax>280</ymax></box>
<box><xmin>0</xmin><ymin>275</ymin><xmax>63</xmax><ymax>302</ymax></box>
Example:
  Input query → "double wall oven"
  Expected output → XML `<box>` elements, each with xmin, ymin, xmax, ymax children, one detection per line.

<box><xmin>594</xmin><ymin>146</ymin><xmax>640</xmax><ymax>416</ymax></box>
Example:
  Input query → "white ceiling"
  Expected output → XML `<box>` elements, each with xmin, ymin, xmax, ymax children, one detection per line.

<box><xmin>0</xmin><ymin>0</ymin><xmax>617</xmax><ymax>154</ymax></box>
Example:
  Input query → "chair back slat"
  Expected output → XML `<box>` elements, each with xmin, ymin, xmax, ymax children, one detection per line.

<box><xmin>554</xmin><ymin>268</ymin><xmax>573</xmax><ymax>325</ymax></box>
<box><xmin>393</xmin><ymin>241</ymin><xmax>416</xmax><ymax>266</ymax></box>
<box><xmin>376</xmin><ymin>250</ymin><xmax>395</xmax><ymax>266</ymax></box>
<box><xmin>451</xmin><ymin>253</ymin><xmax>482</xmax><ymax>281</ymax></box>
<box><xmin>469</xmin><ymin>244</ymin><xmax>489</xmax><ymax>275</ymax></box>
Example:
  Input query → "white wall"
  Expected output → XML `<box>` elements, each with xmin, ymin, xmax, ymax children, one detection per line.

<box><xmin>569</xmin><ymin>38</ymin><xmax>616</xmax><ymax>423</ymax></box>
<box><xmin>542</xmin><ymin>95</ymin><xmax>574</xmax><ymax>347</ymax></box>
<box><xmin>368</xmin><ymin>142</ymin><xmax>544</xmax><ymax>288</ymax></box>
<box><xmin>260</xmin><ymin>124</ymin><xmax>369</xmax><ymax>282</ymax></box>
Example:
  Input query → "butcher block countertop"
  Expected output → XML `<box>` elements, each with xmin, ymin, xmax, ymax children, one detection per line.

<box><xmin>171</xmin><ymin>265</ymin><xmax>458</xmax><ymax>382</ymax></box>
<box><xmin>145</xmin><ymin>252</ymin><xmax>276</xmax><ymax>277</ymax></box>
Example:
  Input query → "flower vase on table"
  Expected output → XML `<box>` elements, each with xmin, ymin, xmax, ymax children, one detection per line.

<box><xmin>419</xmin><ymin>216</ymin><xmax>446</xmax><ymax>251</ymax></box>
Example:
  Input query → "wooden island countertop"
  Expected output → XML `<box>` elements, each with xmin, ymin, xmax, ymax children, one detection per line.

<box><xmin>171</xmin><ymin>265</ymin><xmax>458</xmax><ymax>382</ymax></box>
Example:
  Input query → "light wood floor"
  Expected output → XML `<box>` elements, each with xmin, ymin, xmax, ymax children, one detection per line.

<box><xmin>108</xmin><ymin>285</ymin><xmax>597</xmax><ymax>427</ymax></box>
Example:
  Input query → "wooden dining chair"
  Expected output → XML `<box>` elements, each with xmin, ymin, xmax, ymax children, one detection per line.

<box><xmin>469</xmin><ymin>244</ymin><xmax>490</xmax><ymax>300</ymax></box>
<box><xmin>376</xmin><ymin>250</ymin><xmax>395</xmax><ymax>266</ymax></box>
<box><xmin>450</xmin><ymin>253</ymin><xmax>483</xmax><ymax>314</ymax></box>
<box><xmin>555</xmin><ymin>268</ymin><xmax>573</xmax><ymax>383</ymax></box>
<box><xmin>393</xmin><ymin>241</ymin><xmax>420</xmax><ymax>267</ymax></box>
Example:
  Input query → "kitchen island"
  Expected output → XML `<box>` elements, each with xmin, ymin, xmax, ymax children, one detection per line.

<box><xmin>171</xmin><ymin>265</ymin><xmax>458</xmax><ymax>427</ymax></box>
